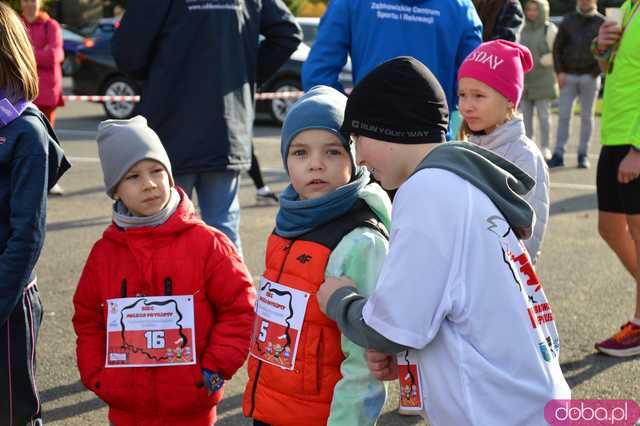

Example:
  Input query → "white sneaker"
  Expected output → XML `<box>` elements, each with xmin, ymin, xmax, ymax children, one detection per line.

<box><xmin>256</xmin><ymin>186</ymin><xmax>278</xmax><ymax>204</ymax></box>
<box><xmin>48</xmin><ymin>183</ymin><xmax>64</xmax><ymax>196</ymax></box>
<box><xmin>542</xmin><ymin>148</ymin><xmax>552</xmax><ymax>161</ymax></box>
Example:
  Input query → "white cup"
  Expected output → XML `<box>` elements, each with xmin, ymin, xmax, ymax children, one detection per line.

<box><xmin>605</xmin><ymin>7</ymin><xmax>623</xmax><ymax>27</ymax></box>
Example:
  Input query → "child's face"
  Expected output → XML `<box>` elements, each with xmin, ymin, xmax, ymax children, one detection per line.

<box><xmin>113</xmin><ymin>159</ymin><xmax>172</xmax><ymax>217</ymax></box>
<box><xmin>287</xmin><ymin>129</ymin><xmax>352</xmax><ymax>200</ymax></box>
<box><xmin>458</xmin><ymin>77</ymin><xmax>513</xmax><ymax>134</ymax></box>
<box><xmin>20</xmin><ymin>0</ymin><xmax>40</xmax><ymax>17</ymax></box>
<box><xmin>352</xmin><ymin>135</ymin><xmax>405</xmax><ymax>190</ymax></box>
<box><xmin>525</xmin><ymin>2</ymin><xmax>539</xmax><ymax>22</ymax></box>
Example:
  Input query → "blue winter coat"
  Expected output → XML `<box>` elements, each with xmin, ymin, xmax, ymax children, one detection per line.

<box><xmin>301</xmin><ymin>0</ymin><xmax>482</xmax><ymax>117</ymax></box>
<box><xmin>112</xmin><ymin>0</ymin><xmax>302</xmax><ymax>175</ymax></box>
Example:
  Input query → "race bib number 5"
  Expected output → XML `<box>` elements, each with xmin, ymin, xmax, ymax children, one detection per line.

<box><xmin>105</xmin><ymin>295</ymin><xmax>196</xmax><ymax>368</ymax></box>
<box><xmin>249</xmin><ymin>277</ymin><xmax>310</xmax><ymax>370</ymax></box>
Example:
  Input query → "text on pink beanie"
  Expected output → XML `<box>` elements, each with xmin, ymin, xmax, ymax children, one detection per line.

<box><xmin>457</xmin><ymin>40</ymin><xmax>533</xmax><ymax>107</ymax></box>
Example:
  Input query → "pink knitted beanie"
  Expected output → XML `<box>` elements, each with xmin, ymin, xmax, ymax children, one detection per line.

<box><xmin>458</xmin><ymin>40</ymin><xmax>533</xmax><ymax>107</ymax></box>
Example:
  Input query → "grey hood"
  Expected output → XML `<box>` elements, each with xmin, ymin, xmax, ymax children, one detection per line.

<box><xmin>413</xmin><ymin>141</ymin><xmax>534</xmax><ymax>240</ymax></box>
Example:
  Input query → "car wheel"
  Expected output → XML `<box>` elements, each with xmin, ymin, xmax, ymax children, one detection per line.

<box><xmin>62</xmin><ymin>55</ymin><xmax>75</xmax><ymax>76</ymax></box>
<box><xmin>268</xmin><ymin>79</ymin><xmax>301</xmax><ymax>125</ymax></box>
<box><xmin>102</xmin><ymin>76</ymin><xmax>138</xmax><ymax>119</ymax></box>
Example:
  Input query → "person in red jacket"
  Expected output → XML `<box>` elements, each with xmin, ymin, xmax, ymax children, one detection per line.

<box><xmin>20</xmin><ymin>0</ymin><xmax>64</xmax><ymax>126</ymax></box>
<box><xmin>72</xmin><ymin>116</ymin><xmax>256</xmax><ymax>426</ymax></box>
<box><xmin>21</xmin><ymin>0</ymin><xmax>66</xmax><ymax>195</ymax></box>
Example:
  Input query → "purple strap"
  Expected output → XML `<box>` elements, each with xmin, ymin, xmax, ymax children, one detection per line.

<box><xmin>0</xmin><ymin>90</ymin><xmax>29</xmax><ymax>128</ymax></box>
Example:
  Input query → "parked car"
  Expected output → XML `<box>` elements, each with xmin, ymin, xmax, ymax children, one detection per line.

<box><xmin>61</xmin><ymin>26</ymin><xmax>84</xmax><ymax>76</ymax></box>
<box><xmin>71</xmin><ymin>17</ymin><xmax>352</xmax><ymax>122</ymax></box>
<box><xmin>71</xmin><ymin>17</ymin><xmax>140</xmax><ymax>119</ymax></box>
<box><xmin>256</xmin><ymin>17</ymin><xmax>352</xmax><ymax>124</ymax></box>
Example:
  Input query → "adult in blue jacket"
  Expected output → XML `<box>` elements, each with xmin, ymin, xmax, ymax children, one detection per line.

<box><xmin>302</xmin><ymin>0</ymin><xmax>482</xmax><ymax>136</ymax></box>
<box><xmin>112</xmin><ymin>0</ymin><xmax>301</xmax><ymax>251</ymax></box>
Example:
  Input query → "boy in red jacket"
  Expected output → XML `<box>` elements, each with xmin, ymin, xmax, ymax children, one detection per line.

<box><xmin>72</xmin><ymin>116</ymin><xmax>256</xmax><ymax>425</ymax></box>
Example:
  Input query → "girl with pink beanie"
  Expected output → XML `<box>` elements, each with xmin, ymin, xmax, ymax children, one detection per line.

<box><xmin>457</xmin><ymin>39</ymin><xmax>550</xmax><ymax>263</ymax></box>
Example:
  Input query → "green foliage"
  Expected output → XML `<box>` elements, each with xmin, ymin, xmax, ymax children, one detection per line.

<box><xmin>5</xmin><ymin>0</ymin><xmax>23</xmax><ymax>12</ymax></box>
<box><xmin>284</xmin><ymin>0</ymin><xmax>327</xmax><ymax>16</ymax></box>
<box><xmin>4</xmin><ymin>0</ymin><xmax>53</xmax><ymax>13</ymax></box>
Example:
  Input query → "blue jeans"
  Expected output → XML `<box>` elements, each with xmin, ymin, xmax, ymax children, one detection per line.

<box><xmin>175</xmin><ymin>171</ymin><xmax>242</xmax><ymax>253</ymax></box>
<box><xmin>553</xmin><ymin>74</ymin><xmax>600</xmax><ymax>158</ymax></box>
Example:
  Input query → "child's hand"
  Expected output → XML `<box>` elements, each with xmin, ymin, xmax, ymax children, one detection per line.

<box><xmin>317</xmin><ymin>276</ymin><xmax>355</xmax><ymax>314</ymax></box>
<box><xmin>201</xmin><ymin>369</ymin><xmax>224</xmax><ymax>396</ymax></box>
<box><xmin>365</xmin><ymin>349</ymin><xmax>398</xmax><ymax>381</ymax></box>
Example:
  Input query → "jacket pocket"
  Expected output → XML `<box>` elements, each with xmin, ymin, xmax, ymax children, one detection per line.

<box><xmin>155</xmin><ymin>363</ymin><xmax>216</xmax><ymax>415</ymax></box>
<box><xmin>302</xmin><ymin>325</ymin><xmax>322</xmax><ymax>395</ymax></box>
<box><xmin>94</xmin><ymin>367</ymin><xmax>134</xmax><ymax>411</ymax></box>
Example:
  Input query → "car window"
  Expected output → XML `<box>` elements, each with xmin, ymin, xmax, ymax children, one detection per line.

<box><xmin>62</xmin><ymin>28</ymin><xmax>84</xmax><ymax>42</ymax></box>
<box><xmin>300</xmin><ymin>23</ymin><xmax>317</xmax><ymax>46</ymax></box>
<box><xmin>94</xmin><ymin>24</ymin><xmax>115</xmax><ymax>40</ymax></box>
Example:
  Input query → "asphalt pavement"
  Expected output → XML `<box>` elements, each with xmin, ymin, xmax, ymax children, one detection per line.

<box><xmin>33</xmin><ymin>91</ymin><xmax>639</xmax><ymax>425</ymax></box>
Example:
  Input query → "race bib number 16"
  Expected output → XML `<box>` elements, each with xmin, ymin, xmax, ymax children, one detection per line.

<box><xmin>105</xmin><ymin>295</ymin><xmax>196</xmax><ymax>368</ymax></box>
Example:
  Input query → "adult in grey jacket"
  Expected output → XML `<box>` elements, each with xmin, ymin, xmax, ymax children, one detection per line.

<box><xmin>112</xmin><ymin>0</ymin><xmax>301</xmax><ymax>250</ymax></box>
<box><xmin>548</xmin><ymin>0</ymin><xmax>604</xmax><ymax>169</ymax></box>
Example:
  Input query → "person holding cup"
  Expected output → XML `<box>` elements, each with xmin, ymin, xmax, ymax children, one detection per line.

<box><xmin>592</xmin><ymin>0</ymin><xmax>640</xmax><ymax>357</ymax></box>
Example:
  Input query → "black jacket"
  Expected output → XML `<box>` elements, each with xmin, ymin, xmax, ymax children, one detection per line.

<box><xmin>553</xmin><ymin>11</ymin><xmax>605</xmax><ymax>76</ymax></box>
<box><xmin>489</xmin><ymin>0</ymin><xmax>524</xmax><ymax>42</ymax></box>
<box><xmin>112</xmin><ymin>0</ymin><xmax>301</xmax><ymax>174</ymax></box>
<box><xmin>0</xmin><ymin>106</ymin><xmax>69</xmax><ymax>324</ymax></box>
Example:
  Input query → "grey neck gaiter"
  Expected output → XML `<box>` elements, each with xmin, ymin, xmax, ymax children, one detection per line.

<box><xmin>113</xmin><ymin>187</ymin><xmax>181</xmax><ymax>229</ymax></box>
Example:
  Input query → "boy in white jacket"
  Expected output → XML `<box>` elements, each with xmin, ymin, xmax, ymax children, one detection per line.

<box><xmin>317</xmin><ymin>57</ymin><xmax>570</xmax><ymax>426</ymax></box>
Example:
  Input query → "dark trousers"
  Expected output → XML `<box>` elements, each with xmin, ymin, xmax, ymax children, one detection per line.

<box><xmin>0</xmin><ymin>285</ymin><xmax>43</xmax><ymax>426</ymax></box>
<box><xmin>248</xmin><ymin>147</ymin><xmax>265</xmax><ymax>190</ymax></box>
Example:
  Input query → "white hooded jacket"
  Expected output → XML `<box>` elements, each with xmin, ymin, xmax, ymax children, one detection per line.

<box><xmin>469</xmin><ymin>116</ymin><xmax>549</xmax><ymax>262</ymax></box>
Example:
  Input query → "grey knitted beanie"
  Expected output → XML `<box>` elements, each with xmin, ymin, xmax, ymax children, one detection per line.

<box><xmin>97</xmin><ymin>116</ymin><xmax>174</xmax><ymax>198</ymax></box>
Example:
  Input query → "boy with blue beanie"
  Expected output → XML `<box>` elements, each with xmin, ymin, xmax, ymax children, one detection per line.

<box><xmin>242</xmin><ymin>86</ymin><xmax>390</xmax><ymax>426</ymax></box>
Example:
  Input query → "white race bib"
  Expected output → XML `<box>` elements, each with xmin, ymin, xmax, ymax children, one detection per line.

<box><xmin>105</xmin><ymin>295</ymin><xmax>196</xmax><ymax>368</ymax></box>
<box><xmin>249</xmin><ymin>276</ymin><xmax>310</xmax><ymax>370</ymax></box>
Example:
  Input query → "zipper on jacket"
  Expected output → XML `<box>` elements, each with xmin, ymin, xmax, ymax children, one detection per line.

<box><xmin>164</xmin><ymin>277</ymin><xmax>172</xmax><ymax>296</ymax></box>
<box><xmin>121</xmin><ymin>279</ymin><xmax>127</xmax><ymax>298</ymax></box>
<box><xmin>248</xmin><ymin>239</ymin><xmax>295</xmax><ymax>417</ymax></box>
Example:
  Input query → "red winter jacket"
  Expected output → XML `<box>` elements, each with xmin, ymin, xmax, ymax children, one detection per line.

<box><xmin>72</xmin><ymin>190</ymin><xmax>256</xmax><ymax>425</ymax></box>
<box><xmin>22</xmin><ymin>12</ymin><xmax>64</xmax><ymax>108</ymax></box>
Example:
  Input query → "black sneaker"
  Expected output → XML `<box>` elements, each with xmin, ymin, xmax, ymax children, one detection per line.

<box><xmin>546</xmin><ymin>154</ymin><xmax>565</xmax><ymax>168</ymax></box>
<box><xmin>577</xmin><ymin>155</ymin><xmax>590</xmax><ymax>169</ymax></box>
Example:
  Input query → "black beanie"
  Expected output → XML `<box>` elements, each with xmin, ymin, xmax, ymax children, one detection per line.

<box><xmin>341</xmin><ymin>56</ymin><xmax>449</xmax><ymax>144</ymax></box>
